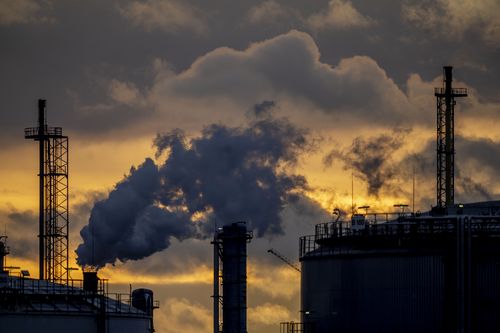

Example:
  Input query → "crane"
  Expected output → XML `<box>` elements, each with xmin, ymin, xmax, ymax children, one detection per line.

<box><xmin>267</xmin><ymin>248</ymin><xmax>301</xmax><ymax>273</ymax></box>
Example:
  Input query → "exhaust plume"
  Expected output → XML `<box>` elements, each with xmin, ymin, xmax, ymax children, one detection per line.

<box><xmin>324</xmin><ymin>130</ymin><xmax>407</xmax><ymax>196</ymax></box>
<box><xmin>76</xmin><ymin>113</ymin><xmax>308</xmax><ymax>267</ymax></box>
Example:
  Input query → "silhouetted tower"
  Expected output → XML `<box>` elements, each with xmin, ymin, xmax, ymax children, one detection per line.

<box><xmin>435</xmin><ymin>67</ymin><xmax>467</xmax><ymax>209</ymax></box>
<box><xmin>213</xmin><ymin>222</ymin><xmax>253</xmax><ymax>333</ymax></box>
<box><xmin>25</xmin><ymin>99</ymin><xmax>69</xmax><ymax>282</ymax></box>
<box><xmin>0</xmin><ymin>236</ymin><xmax>8</xmax><ymax>273</ymax></box>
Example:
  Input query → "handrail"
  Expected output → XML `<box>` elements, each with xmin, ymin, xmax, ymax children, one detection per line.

<box><xmin>0</xmin><ymin>277</ymin><xmax>151</xmax><ymax>316</ymax></box>
<box><xmin>24</xmin><ymin>126</ymin><xmax>64</xmax><ymax>138</ymax></box>
<box><xmin>301</xmin><ymin>216</ymin><xmax>500</xmax><ymax>259</ymax></box>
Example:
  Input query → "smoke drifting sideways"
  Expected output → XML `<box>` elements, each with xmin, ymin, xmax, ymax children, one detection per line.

<box><xmin>76</xmin><ymin>114</ymin><xmax>309</xmax><ymax>268</ymax></box>
<box><xmin>324</xmin><ymin>129</ymin><xmax>407</xmax><ymax>196</ymax></box>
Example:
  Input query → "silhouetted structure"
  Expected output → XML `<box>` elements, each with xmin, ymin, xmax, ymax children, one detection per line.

<box><xmin>435</xmin><ymin>66</ymin><xmax>467</xmax><ymax>210</ymax></box>
<box><xmin>1</xmin><ymin>100</ymin><xmax>158</xmax><ymax>332</ymax></box>
<box><xmin>300</xmin><ymin>213</ymin><xmax>500</xmax><ymax>332</ymax></box>
<box><xmin>213</xmin><ymin>222</ymin><xmax>253</xmax><ymax>333</ymax></box>
<box><xmin>294</xmin><ymin>67</ymin><xmax>499</xmax><ymax>333</ymax></box>
<box><xmin>25</xmin><ymin>100</ymin><xmax>69</xmax><ymax>282</ymax></box>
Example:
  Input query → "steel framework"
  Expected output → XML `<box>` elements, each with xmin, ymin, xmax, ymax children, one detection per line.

<box><xmin>435</xmin><ymin>66</ymin><xmax>467</xmax><ymax>208</ymax></box>
<box><xmin>25</xmin><ymin>99</ymin><xmax>69</xmax><ymax>282</ymax></box>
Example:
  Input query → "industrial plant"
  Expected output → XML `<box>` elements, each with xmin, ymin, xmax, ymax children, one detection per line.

<box><xmin>0</xmin><ymin>100</ymin><xmax>157</xmax><ymax>332</ymax></box>
<box><xmin>281</xmin><ymin>66</ymin><xmax>500</xmax><ymax>332</ymax></box>
<box><xmin>1</xmin><ymin>66</ymin><xmax>499</xmax><ymax>333</ymax></box>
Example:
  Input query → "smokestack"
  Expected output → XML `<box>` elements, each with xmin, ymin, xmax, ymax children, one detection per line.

<box><xmin>82</xmin><ymin>267</ymin><xmax>99</xmax><ymax>294</ymax></box>
<box><xmin>214</xmin><ymin>222</ymin><xmax>253</xmax><ymax>333</ymax></box>
<box><xmin>434</xmin><ymin>66</ymin><xmax>467</xmax><ymax>210</ymax></box>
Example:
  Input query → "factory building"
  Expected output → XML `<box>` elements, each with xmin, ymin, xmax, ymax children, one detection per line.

<box><xmin>0</xmin><ymin>261</ymin><xmax>156</xmax><ymax>332</ymax></box>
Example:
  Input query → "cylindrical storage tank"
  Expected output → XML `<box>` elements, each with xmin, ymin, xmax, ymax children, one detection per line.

<box><xmin>220</xmin><ymin>222</ymin><xmax>252</xmax><ymax>333</ymax></box>
<box><xmin>300</xmin><ymin>218</ymin><xmax>500</xmax><ymax>333</ymax></box>
<box><xmin>132</xmin><ymin>288</ymin><xmax>154</xmax><ymax>316</ymax></box>
<box><xmin>301</xmin><ymin>249</ymin><xmax>447</xmax><ymax>333</ymax></box>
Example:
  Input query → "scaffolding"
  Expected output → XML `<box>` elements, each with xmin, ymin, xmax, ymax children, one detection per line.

<box><xmin>25</xmin><ymin>99</ymin><xmax>69</xmax><ymax>282</ymax></box>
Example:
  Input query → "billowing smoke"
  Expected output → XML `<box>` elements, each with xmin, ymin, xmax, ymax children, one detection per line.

<box><xmin>76</xmin><ymin>113</ymin><xmax>309</xmax><ymax>267</ymax></box>
<box><xmin>324</xmin><ymin>129</ymin><xmax>407</xmax><ymax>196</ymax></box>
<box><xmin>252</xmin><ymin>100</ymin><xmax>276</xmax><ymax>117</ymax></box>
<box><xmin>325</xmin><ymin>132</ymin><xmax>500</xmax><ymax>207</ymax></box>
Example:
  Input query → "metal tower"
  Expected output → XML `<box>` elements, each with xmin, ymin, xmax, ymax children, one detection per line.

<box><xmin>435</xmin><ymin>66</ymin><xmax>467</xmax><ymax>208</ymax></box>
<box><xmin>25</xmin><ymin>99</ymin><xmax>69</xmax><ymax>282</ymax></box>
<box><xmin>213</xmin><ymin>222</ymin><xmax>253</xmax><ymax>333</ymax></box>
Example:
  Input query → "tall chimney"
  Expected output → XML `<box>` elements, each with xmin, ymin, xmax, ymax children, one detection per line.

<box><xmin>213</xmin><ymin>222</ymin><xmax>253</xmax><ymax>333</ymax></box>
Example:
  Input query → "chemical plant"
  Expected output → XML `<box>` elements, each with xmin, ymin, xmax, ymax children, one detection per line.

<box><xmin>281</xmin><ymin>66</ymin><xmax>500</xmax><ymax>333</ymax></box>
<box><xmin>0</xmin><ymin>100</ymin><xmax>157</xmax><ymax>333</ymax></box>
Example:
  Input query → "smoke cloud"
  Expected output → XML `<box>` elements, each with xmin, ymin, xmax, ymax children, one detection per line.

<box><xmin>324</xmin><ymin>129</ymin><xmax>407</xmax><ymax>196</ymax></box>
<box><xmin>76</xmin><ymin>112</ymin><xmax>308</xmax><ymax>267</ymax></box>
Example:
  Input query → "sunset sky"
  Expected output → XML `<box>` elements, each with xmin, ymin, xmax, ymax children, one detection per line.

<box><xmin>1</xmin><ymin>1</ymin><xmax>500</xmax><ymax>332</ymax></box>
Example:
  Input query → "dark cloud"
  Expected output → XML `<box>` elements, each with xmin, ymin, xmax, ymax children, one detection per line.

<box><xmin>324</xmin><ymin>129</ymin><xmax>408</xmax><ymax>196</ymax></box>
<box><xmin>405</xmin><ymin>136</ymin><xmax>500</xmax><ymax>204</ymax></box>
<box><xmin>76</xmin><ymin>115</ymin><xmax>309</xmax><ymax>267</ymax></box>
<box><xmin>1</xmin><ymin>1</ymin><xmax>499</xmax><ymax>147</ymax></box>
<box><xmin>327</xmin><ymin>131</ymin><xmax>500</xmax><ymax>207</ymax></box>
<box><xmin>0</xmin><ymin>209</ymin><xmax>38</xmax><ymax>259</ymax></box>
<box><xmin>252</xmin><ymin>100</ymin><xmax>276</xmax><ymax>117</ymax></box>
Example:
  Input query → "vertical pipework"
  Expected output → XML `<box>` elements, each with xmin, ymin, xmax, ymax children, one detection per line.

<box><xmin>213</xmin><ymin>234</ymin><xmax>220</xmax><ymax>333</ymax></box>
<box><xmin>218</xmin><ymin>222</ymin><xmax>252</xmax><ymax>333</ymax></box>
<box><xmin>444</xmin><ymin>67</ymin><xmax>454</xmax><ymax>207</ymax></box>
<box><xmin>38</xmin><ymin>99</ymin><xmax>46</xmax><ymax>280</ymax></box>
<box><xmin>0</xmin><ymin>239</ymin><xmax>6</xmax><ymax>273</ymax></box>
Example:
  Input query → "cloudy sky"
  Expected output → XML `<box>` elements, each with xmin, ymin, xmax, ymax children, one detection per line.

<box><xmin>1</xmin><ymin>0</ymin><xmax>500</xmax><ymax>332</ymax></box>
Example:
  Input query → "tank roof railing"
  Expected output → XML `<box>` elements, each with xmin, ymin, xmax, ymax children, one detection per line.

<box><xmin>301</xmin><ymin>216</ymin><xmax>500</xmax><ymax>259</ymax></box>
<box><xmin>280</xmin><ymin>321</ymin><xmax>315</xmax><ymax>333</ymax></box>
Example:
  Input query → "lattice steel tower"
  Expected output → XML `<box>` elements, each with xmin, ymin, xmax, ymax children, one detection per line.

<box><xmin>25</xmin><ymin>99</ymin><xmax>69</xmax><ymax>282</ymax></box>
<box><xmin>434</xmin><ymin>66</ymin><xmax>467</xmax><ymax>208</ymax></box>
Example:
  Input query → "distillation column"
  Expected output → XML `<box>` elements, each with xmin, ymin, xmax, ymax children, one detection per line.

<box><xmin>213</xmin><ymin>222</ymin><xmax>253</xmax><ymax>333</ymax></box>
